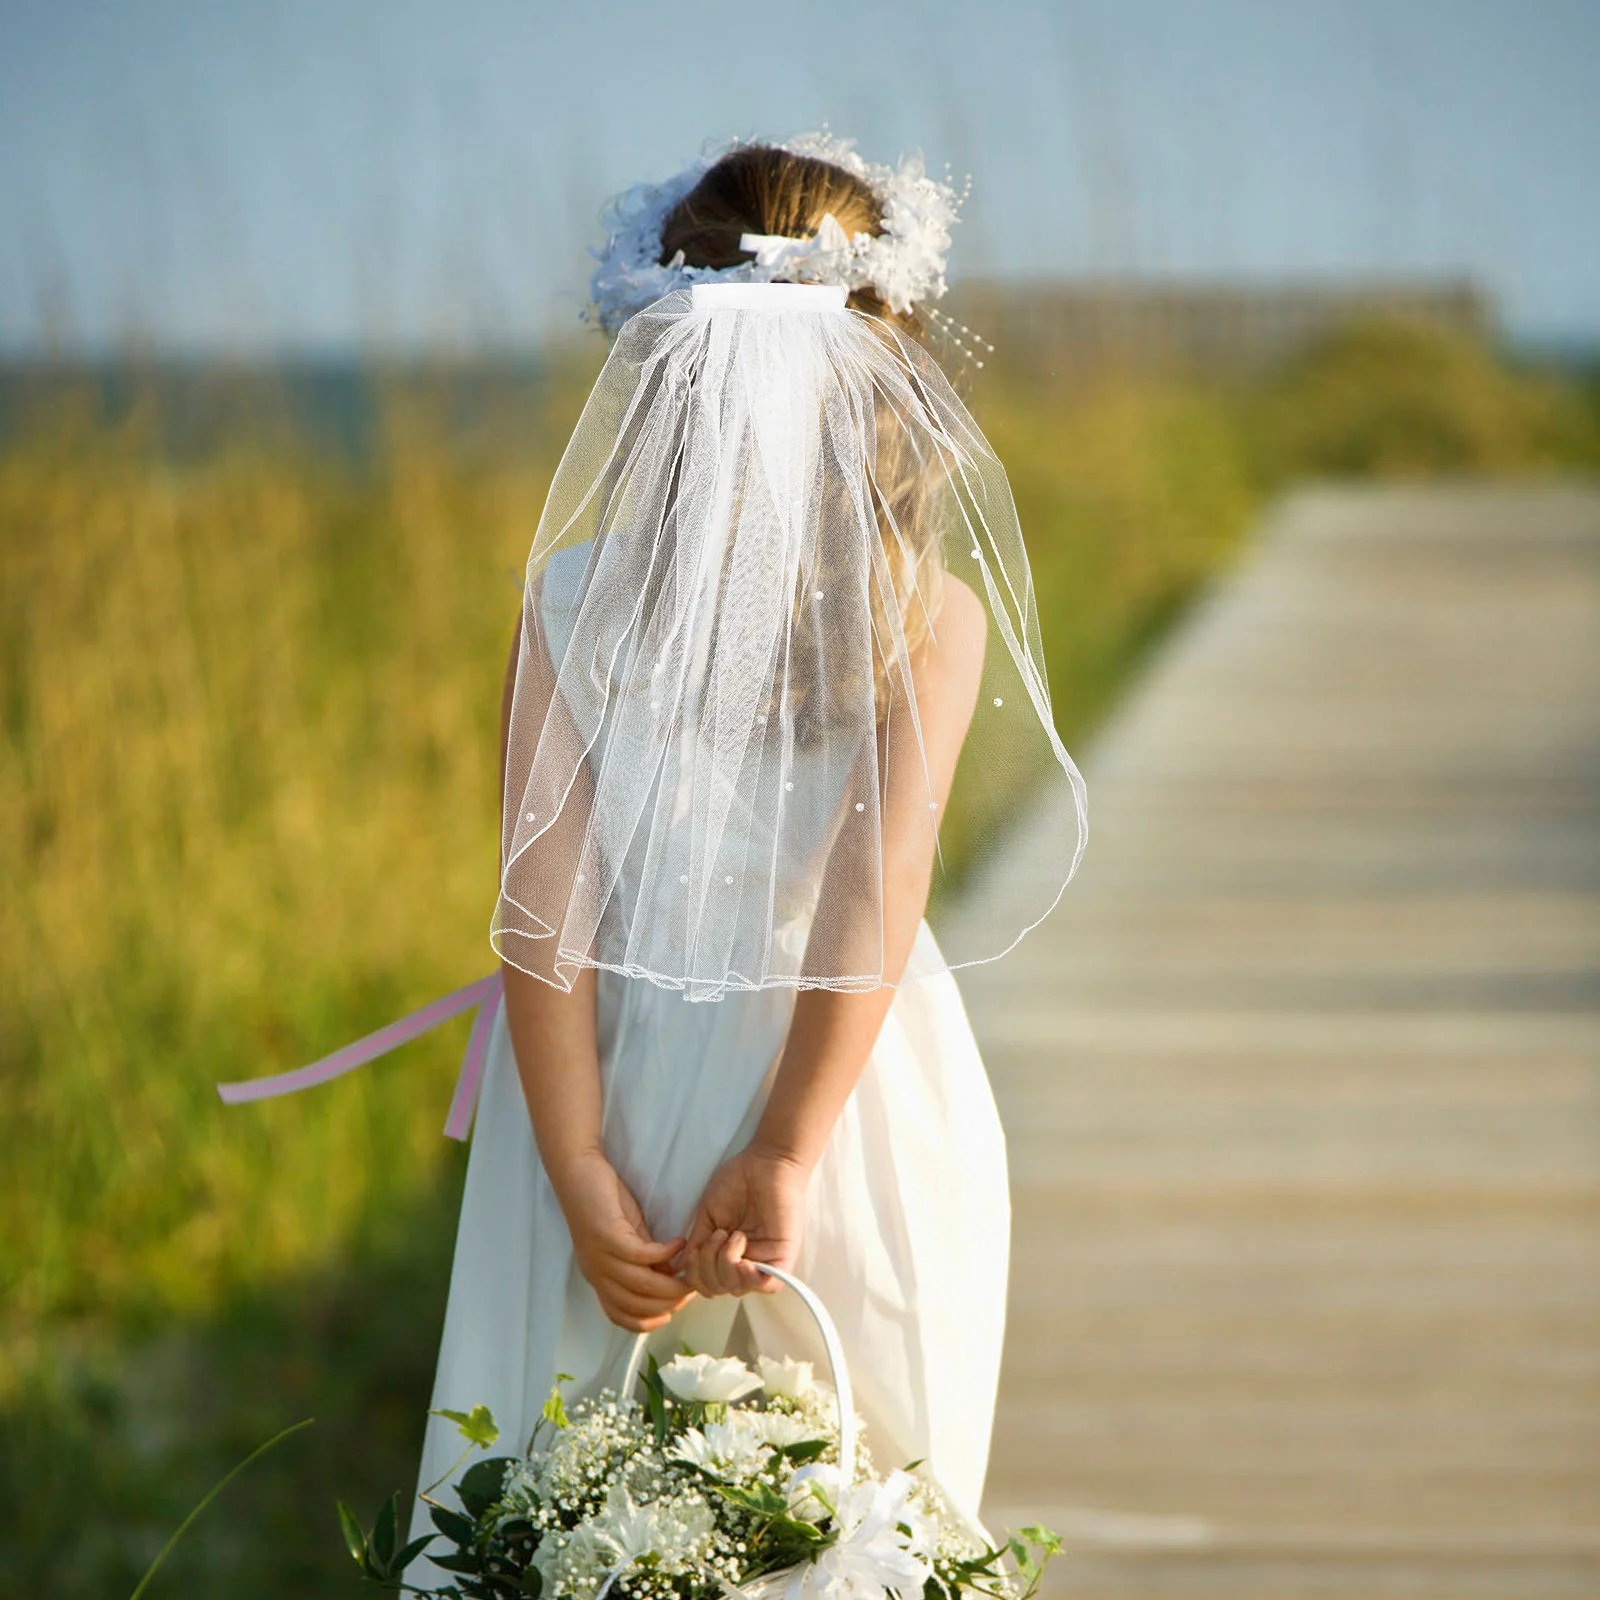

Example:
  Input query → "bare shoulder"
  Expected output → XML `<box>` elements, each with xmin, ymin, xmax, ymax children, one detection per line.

<box><xmin>907</xmin><ymin>572</ymin><xmax>987</xmax><ymax>745</ymax></box>
<box><xmin>937</xmin><ymin>573</ymin><xmax>987</xmax><ymax>658</ymax></box>
<box><xmin>921</xmin><ymin>572</ymin><xmax>986</xmax><ymax>689</ymax></box>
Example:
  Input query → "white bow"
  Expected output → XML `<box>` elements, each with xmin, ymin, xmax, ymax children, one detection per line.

<box><xmin>738</xmin><ymin>213</ymin><xmax>855</xmax><ymax>272</ymax></box>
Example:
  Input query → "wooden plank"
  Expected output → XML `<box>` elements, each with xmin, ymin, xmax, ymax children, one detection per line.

<box><xmin>957</xmin><ymin>486</ymin><xmax>1600</xmax><ymax>1598</ymax></box>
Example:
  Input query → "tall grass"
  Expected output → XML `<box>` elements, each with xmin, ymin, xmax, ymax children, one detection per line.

<box><xmin>2</xmin><ymin>387</ymin><xmax>543</xmax><ymax>1334</ymax></box>
<box><xmin>1</xmin><ymin>318</ymin><xmax>1594</xmax><ymax>1596</ymax></box>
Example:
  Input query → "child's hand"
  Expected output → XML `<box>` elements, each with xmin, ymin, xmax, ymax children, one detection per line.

<box><xmin>678</xmin><ymin>1146</ymin><xmax>810</xmax><ymax>1297</ymax></box>
<box><xmin>552</xmin><ymin>1150</ymin><xmax>692</xmax><ymax>1332</ymax></box>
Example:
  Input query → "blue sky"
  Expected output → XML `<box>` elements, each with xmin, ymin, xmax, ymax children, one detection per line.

<box><xmin>1</xmin><ymin>0</ymin><xmax>1596</xmax><ymax>352</ymax></box>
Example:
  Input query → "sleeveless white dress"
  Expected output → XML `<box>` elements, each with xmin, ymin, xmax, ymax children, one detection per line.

<box><xmin>408</xmin><ymin>550</ymin><xmax>1011</xmax><ymax>1584</ymax></box>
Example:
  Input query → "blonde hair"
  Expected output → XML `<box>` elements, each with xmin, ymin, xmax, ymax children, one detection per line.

<box><xmin>660</xmin><ymin>145</ymin><xmax>946</xmax><ymax>728</ymax></box>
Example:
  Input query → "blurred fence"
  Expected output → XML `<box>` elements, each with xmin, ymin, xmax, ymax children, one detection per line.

<box><xmin>946</xmin><ymin>277</ymin><xmax>1493</xmax><ymax>383</ymax></box>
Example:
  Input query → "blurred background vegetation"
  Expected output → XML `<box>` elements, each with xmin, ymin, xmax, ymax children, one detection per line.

<box><xmin>2</xmin><ymin>306</ymin><xmax>1598</xmax><ymax>1596</ymax></box>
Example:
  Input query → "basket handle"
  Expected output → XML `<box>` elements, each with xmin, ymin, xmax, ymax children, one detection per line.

<box><xmin>620</xmin><ymin>1263</ymin><xmax>856</xmax><ymax>1482</ymax></box>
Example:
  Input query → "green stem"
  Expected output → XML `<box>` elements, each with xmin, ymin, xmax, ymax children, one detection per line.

<box><xmin>418</xmin><ymin>1441</ymin><xmax>480</xmax><ymax>1507</ymax></box>
<box><xmin>128</xmin><ymin>1416</ymin><xmax>315</xmax><ymax>1600</ymax></box>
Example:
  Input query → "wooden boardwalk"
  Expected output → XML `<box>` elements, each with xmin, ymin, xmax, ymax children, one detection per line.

<box><xmin>959</xmin><ymin>486</ymin><xmax>1600</xmax><ymax>1598</ymax></box>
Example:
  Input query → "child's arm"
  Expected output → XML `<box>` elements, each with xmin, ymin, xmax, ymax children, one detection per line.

<box><xmin>679</xmin><ymin>577</ymin><xmax>988</xmax><ymax>1296</ymax></box>
<box><xmin>497</xmin><ymin>615</ymin><xmax>691</xmax><ymax>1332</ymax></box>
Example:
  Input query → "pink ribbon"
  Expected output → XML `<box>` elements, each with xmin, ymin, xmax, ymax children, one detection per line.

<box><xmin>216</xmin><ymin>970</ymin><xmax>504</xmax><ymax>1141</ymax></box>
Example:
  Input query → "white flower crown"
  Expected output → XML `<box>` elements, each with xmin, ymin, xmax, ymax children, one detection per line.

<box><xmin>586</xmin><ymin>131</ymin><xmax>967</xmax><ymax>338</ymax></box>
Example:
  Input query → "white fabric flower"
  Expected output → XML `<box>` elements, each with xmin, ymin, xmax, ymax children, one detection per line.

<box><xmin>795</xmin><ymin>1470</ymin><xmax>934</xmax><ymax>1600</ymax></box>
<box><xmin>738</xmin><ymin>214</ymin><xmax>858</xmax><ymax>276</ymax></box>
<box><xmin>757</xmin><ymin>1355</ymin><xmax>817</xmax><ymax>1400</ymax></box>
<box><xmin>586</xmin><ymin>132</ymin><xmax>961</xmax><ymax>335</ymax></box>
<box><xmin>658</xmin><ymin>1352</ymin><xmax>763</xmax><ymax>1403</ymax></box>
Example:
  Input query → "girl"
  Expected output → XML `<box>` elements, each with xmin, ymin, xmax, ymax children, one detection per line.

<box><xmin>408</xmin><ymin>134</ymin><xmax>1085</xmax><ymax>1581</ymax></box>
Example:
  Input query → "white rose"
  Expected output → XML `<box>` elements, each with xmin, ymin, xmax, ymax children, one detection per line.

<box><xmin>658</xmin><ymin>1352</ymin><xmax>763</xmax><ymax>1404</ymax></box>
<box><xmin>757</xmin><ymin>1354</ymin><xmax>816</xmax><ymax>1399</ymax></box>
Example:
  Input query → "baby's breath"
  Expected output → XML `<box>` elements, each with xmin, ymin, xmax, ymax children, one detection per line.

<box><xmin>420</xmin><ymin>1363</ymin><xmax>1049</xmax><ymax>1600</ymax></box>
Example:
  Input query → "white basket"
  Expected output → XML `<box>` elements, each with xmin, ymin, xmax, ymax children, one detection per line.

<box><xmin>620</xmin><ymin>1262</ymin><xmax>859</xmax><ymax>1483</ymax></box>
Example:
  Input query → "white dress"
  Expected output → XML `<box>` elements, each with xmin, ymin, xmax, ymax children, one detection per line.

<box><xmin>408</xmin><ymin>555</ymin><xmax>1011</xmax><ymax>1586</ymax></box>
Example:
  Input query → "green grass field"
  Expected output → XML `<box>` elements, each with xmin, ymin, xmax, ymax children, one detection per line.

<box><xmin>1</xmin><ymin>317</ymin><xmax>1594</xmax><ymax>1596</ymax></box>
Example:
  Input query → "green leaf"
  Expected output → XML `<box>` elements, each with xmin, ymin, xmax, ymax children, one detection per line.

<box><xmin>495</xmin><ymin>1518</ymin><xmax>539</xmax><ymax>1568</ymax></box>
<box><xmin>458</xmin><ymin>1456</ymin><xmax>513</xmax><ymax>1519</ymax></box>
<box><xmin>431</xmin><ymin>1404</ymin><xmax>501</xmax><ymax>1449</ymax></box>
<box><xmin>741</xmin><ymin>1515</ymin><xmax>828</xmax><ymax>1577</ymax></box>
<box><xmin>779</xmin><ymin>1438</ymin><xmax>829</xmax><ymax>1463</ymax></box>
<box><xmin>1001</xmin><ymin>1523</ymin><xmax>1064</xmax><ymax>1598</ymax></box>
<box><xmin>1016</xmin><ymin>1524</ymin><xmax>1064</xmax><ymax>1557</ymax></box>
<box><xmin>393</xmin><ymin>1533</ymin><xmax>437</xmax><ymax>1573</ymax></box>
<box><xmin>642</xmin><ymin>1355</ymin><xmax>669</xmax><ymax>1444</ymax></box>
<box><xmin>955</xmin><ymin>1546</ymin><xmax>1007</xmax><ymax>1579</ymax></box>
<box><xmin>372</xmin><ymin>1493</ymin><xmax>398</xmax><ymax>1570</ymax></box>
<box><xmin>709</xmin><ymin>1480</ymin><xmax>790</xmax><ymax>1517</ymax></box>
<box><xmin>540</xmin><ymin>1376</ymin><xmax>573</xmax><ymax>1431</ymax></box>
<box><xmin>336</xmin><ymin>1500</ymin><xmax>369</xmax><ymax>1566</ymax></box>
<box><xmin>430</xmin><ymin>1504</ymin><xmax>479</xmax><ymax>1546</ymax></box>
<box><xmin>432</xmin><ymin>1551</ymin><xmax>486</xmax><ymax>1576</ymax></box>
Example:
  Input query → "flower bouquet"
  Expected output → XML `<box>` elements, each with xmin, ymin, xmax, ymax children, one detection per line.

<box><xmin>340</xmin><ymin>1267</ymin><xmax>1060</xmax><ymax>1600</ymax></box>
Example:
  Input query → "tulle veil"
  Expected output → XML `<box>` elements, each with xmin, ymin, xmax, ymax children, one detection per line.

<box><xmin>492</xmin><ymin>282</ymin><xmax>1085</xmax><ymax>1001</ymax></box>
